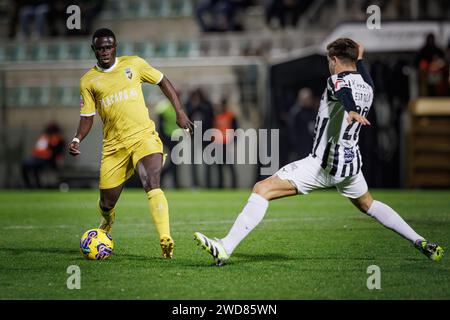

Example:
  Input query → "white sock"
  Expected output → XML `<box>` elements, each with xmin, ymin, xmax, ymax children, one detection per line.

<box><xmin>367</xmin><ymin>200</ymin><xmax>424</xmax><ymax>244</ymax></box>
<box><xmin>221</xmin><ymin>193</ymin><xmax>269</xmax><ymax>255</ymax></box>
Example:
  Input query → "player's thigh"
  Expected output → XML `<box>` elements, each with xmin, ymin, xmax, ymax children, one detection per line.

<box><xmin>135</xmin><ymin>153</ymin><xmax>164</xmax><ymax>191</ymax></box>
<box><xmin>274</xmin><ymin>156</ymin><xmax>330</xmax><ymax>196</ymax></box>
<box><xmin>253</xmin><ymin>175</ymin><xmax>297</xmax><ymax>200</ymax></box>
<box><xmin>131</xmin><ymin>132</ymin><xmax>164</xmax><ymax>169</ymax></box>
<box><xmin>99</xmin><ymin>147</ymin><xmax>134</xmax><ymax>190</ymax></box>
<box><xmin>132</xmin><ymin>133</ymin><xmax>165</xmax><ymax>191</ymax></box>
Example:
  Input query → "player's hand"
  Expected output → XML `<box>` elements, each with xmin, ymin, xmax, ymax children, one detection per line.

<box><xmin>176</xmin><ymin>111</ymin><xmax>195</xmax><ymax>136</ymax></box>
<box><xmin>357</xmin><ymin>43</ymin><xmax>365</xmax><ymax>60</ymax></box>
<box><xmin>347</xmin><ymin>111</ymin><xmax>371</xmax><ymax>126</ymax></box>
<box><xmin>68</xmin><ymin>140</ymin><xmax>81</xmax><ymax>156</ymax></box>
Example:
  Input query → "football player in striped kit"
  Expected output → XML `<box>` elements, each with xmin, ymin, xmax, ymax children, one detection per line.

<box><xmin>194</xmin><ymin>38</ymin><xmax>443</xmax><ymax>266</ymax></box>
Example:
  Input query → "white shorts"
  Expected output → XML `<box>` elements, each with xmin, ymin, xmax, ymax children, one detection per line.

<box><xmin>275</xmin><ymin>156</ymin><xmax>368</xmax><ymax>199</ymax></box>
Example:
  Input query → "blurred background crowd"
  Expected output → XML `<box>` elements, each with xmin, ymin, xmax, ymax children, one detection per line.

<box><xmin>0</xmin><ymin>0</ymin><xmax>449</xmax><ymax>190</ymax></box>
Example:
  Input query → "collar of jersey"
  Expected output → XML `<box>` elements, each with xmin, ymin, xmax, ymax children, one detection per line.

<box><xmin>95</xmin><ymin>58</ymin><xmax>118</xmax><ymax>72</ymax></box>
<box><xmin>337</xmin><ymin>70</ymin><xmax>359</xmax><ymax>77</ymax></box>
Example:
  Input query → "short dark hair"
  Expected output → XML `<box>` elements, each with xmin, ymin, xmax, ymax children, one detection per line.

<box><xmin>326</xmin><ymin>38</ymin><xmax>358</xmax><ymax>64</ymax></box>
<box><xmin>92</xmin><ymin>28</ymin><xmax>116</xmax><ymax>44</ymax></box>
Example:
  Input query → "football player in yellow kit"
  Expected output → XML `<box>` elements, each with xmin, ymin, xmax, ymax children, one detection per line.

<box><xmin>69</xmin><ymin>28</ymin><xmax>193</xmax><ymax>259</ymax></box>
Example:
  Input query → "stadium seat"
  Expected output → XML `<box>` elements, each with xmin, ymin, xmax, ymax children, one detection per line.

<box><xmin>56</xmin><ymin>86</ymin><xmax>78</xmax><ymax>107</ymax></box>
<box><xmin>8</xmin><ymin>43</ymin><xmax>27</xmax><ymax>61</ymax></box>
<box><xmin>135</xmin><ymin>42</ymin><xmax>155</xmax><ymax>59</ymax></box>
<box><xmin>117</xmin><ymin>41</ymin><xmax>135</xmax><ymax>56</ymax></box>
<box><xmin>70</xmin><ymin>42</ymin><xmax>92</xmax><ymax>60</ymax></box>
<box><xmin>129</xmin><ymin>0</ymin><xmax>150</xmax><ymax>17</ymax></box>
<box><xmin>34</xmin><ymin>86</ymin><xmax>51</xmax><ymax>106</ymax></box>
<box><xmin>30</xmin><ymin>43</ymin><xmax>49</xmax><ymax>61</ymax></box>
<box><xmin>178</xmin><ymin>40</ymin><xmax>200</xmax><ymax>58</ymax></box>
<box><xmin>172</xmin><ymin>0</ymin><xmax>194</xmax><ymax>17</ymax></box>
<box><xmin>157</xmin><ymin>0</ymin><xmax>171</xmax><ymax>17</ymax></box>
<box><xmin>16</xmin><ymin>87</ymin><xmax>31</xmax><ymax>107</ymax></box>
<box><xmin>147</xmin><ymin>0</ymin><xmax>170</xmax><ymax>17</ymax></box>
<box><xmin>156</xmin><ymin>40</ymin><xmax>177</xmax><ymax>58</ymax></box>
<box><xmin>46</xmin><ymin>43</ymin><xmax>70</xmax><ymax>60</ymax></box>
<box><xmin>0</xmin><ymin>45</ymin><xmax>6</xmax><ymax>61</ymax></box>
<box><xmin>6</xmin><ymin>87</ymin><xmax>23</xmax><ymax>107</ymax></box>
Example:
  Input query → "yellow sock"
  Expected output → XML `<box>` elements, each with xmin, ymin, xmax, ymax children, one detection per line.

<box><xmin>147</xmin><ymin>189</ymin><xmax>171</xmax><ymax>239</ymax></box>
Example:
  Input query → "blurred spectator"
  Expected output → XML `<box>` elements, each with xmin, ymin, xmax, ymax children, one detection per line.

<box><xmin>186</xmin><ymin>88</ymin><xmax>215</xmax><ymax>188</ymax></box>
<box><xmin>22</xmin><ymin>123</ymin><xmax>65</xmax><ymax>188</ymax></box>
<box><xmin>155</xmin><ymin>95</ymin><xmax>182</xmax><ymax>189</ymax></box>
<box><xmin>18</xmin><ymin>0</ymin><xmax>50</xmax><ymax>38</ymax></box>
<box><xmin>7</xmin><ymin>0</ymin><xmax>23</xmax><ymax>38</ymax></box>
<box><xmin>447</xmin><ymin>39</ymin><xmax>450</xmax><ymax>90</ymax></box>
<box><xmin>264</xmin><ymin>0</ymin><xmax>313</xmax><ymax>29</ymax></box>
<box><xmin>416</xmin><ymin>33</ymin><xmax>449</xmax><ymax>96</ymax></box>
<box><xmin>47</xmin><ymin>0</ymin><xmax>68</xmax><ymax>37</ymax></box>
<box><xmin>9</xmin><ymin>0</ymin><xmax>104</xmax><ymax>38</ymax></box>
<box><xmin>212</xmin><ymin>97</ymin><xmax>238</xmax><ymax>188</ymax></box>
<box><xmin>288</xmin><ymin>88</ymin><xmax>317</xmax><ymax>161</ymax></box>
<box><xmin>195</xmin><ymin>0</ymin><xmax>253</xmax><ymax>32</ymax></box>
<box><xmin>68</xmin><ymin>0</ymin><xmax>104</xmax><ymax>36</ymax></box>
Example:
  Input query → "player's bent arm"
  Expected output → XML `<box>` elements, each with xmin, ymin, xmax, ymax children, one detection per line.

<box><xmin>69</xmin><ymin>116</ymin><xmax>94</xmax><ymax>156</ymax></box>
<box><xmin>356</xmin><ymin>43</ymin><xmax>374</xmax><ymax>88</ymax></box>
<box><xmin>75</xmin><ymin>115</ymin><xmax>94</xmax><ymax>141</ymax></box>
<box><xmin>335</xmin><ymin>87</ymin><xmax>358</xmax><ymax>113</ymax></box>
<box><xmin>334</xmin><ymin>89</ymin><xmax>371</xmax><ymax>125</ymax></box>
<box><xmin>158</xmin><ymin>76</ymin><xmax>194</xmax><ymax>132</ymax></box>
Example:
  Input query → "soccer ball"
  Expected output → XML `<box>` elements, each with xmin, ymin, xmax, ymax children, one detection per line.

<box><xmin>80</xmin><ymin>228</ymin><xmax>114</xmax><ymax>260</ymax></box>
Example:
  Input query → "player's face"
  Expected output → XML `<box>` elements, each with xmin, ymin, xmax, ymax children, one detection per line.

<box><xmin>92</xmin><ymin>37</ymin><xmax>117</xmax><ymax>68</ymax></box>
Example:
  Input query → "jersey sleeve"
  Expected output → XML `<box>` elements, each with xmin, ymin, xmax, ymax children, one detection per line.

<box><xmin>80</xmin><ymin>78</ymin><xmax>96</xmax><ymax>116</ymax></box>
<box><xmin>136</xmin><ymin>57</ymin><xmax>164</xmax><ymax>85</ymax></box>
<box><xmin>330</xmin><ymin>75</ymin><xmax>358</xmax><ymax>113</ymax></box>
<box><xmin>356</xmin><ymin>59</ymin><xmax>374</xmax><ymax>89</ymax></box>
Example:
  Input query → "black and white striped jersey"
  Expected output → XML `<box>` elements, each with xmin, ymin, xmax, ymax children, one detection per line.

<box><xmin>310</xmin><ymin>60</ymin><xmax>374</xmax><ymax>177</ymax></box>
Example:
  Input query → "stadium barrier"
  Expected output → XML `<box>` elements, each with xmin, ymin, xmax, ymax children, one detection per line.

<box><xmin>408</xmin><ymin>98</ymin><xmax>450</xmax><ymax>188</ymax></box>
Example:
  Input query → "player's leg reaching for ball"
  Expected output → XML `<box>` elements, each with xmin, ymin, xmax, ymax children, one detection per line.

<box><xmin>136</xmin><ymin>153</ymin><xmax>174</xmax><ymax>259</ymax></box>
<box><xmin>195</xmin><ymin>156</ymin><xmax>444</xmax><ymax>265</ymax></box>
<box><xmin>194</xmin><ymin>175</ymin><xmax>297</xmax><ymax>265</ymax></box>
<box><xmin>350</xmin><ymin>191</ymin><xmax>444</xmax><ymax>262</ymax></box>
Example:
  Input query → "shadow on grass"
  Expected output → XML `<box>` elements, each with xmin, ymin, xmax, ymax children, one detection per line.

<box><xmin>233</xmin><ymin>252</ymin><xmax>295</xmax><ymax>262</ymax></box>
<box><xmin>0</xmin><ymin>247</ymin><xmax>76</xmax><ymax>256</ymax></box>
<box><xmin>0</xmin><ymin>246</ymin><xmax>164</xmax><ymax>264</ymax></box>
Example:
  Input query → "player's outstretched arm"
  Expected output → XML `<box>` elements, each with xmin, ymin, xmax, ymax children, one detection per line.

<box><xmin>356</xmin><ymin>42</ymin><xmax>374</xmax><ymax>88</ymax></box>
<box><xmin>69</xmin><ymin>116</ymin><xmax>94</xmax><ymax>156</ymax></box>
<box><xmin>158</xmin><ymin>76</ymin><xmax>194</xmax><ymax>135</ymax></box>
<box><xmin>357</xmin><ymin>43</ymin><xmax>364</xmax><ymax>60</ymax></box>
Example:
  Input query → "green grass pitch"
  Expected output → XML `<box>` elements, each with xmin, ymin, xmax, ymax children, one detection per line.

<box><xmin>0</xmin><ymin>189</ymin><xmax>449</xmax><ymax>299</ymax></box>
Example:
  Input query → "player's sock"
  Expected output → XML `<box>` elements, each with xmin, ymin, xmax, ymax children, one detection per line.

<box><xmin>367</xmin><ymin>200</ymin><xmax>424</xmax><ymax>243</ymax></box>
<box><xmin>221</xmin><ymin>193</ymin><xmax>269</xmax><ymax>255</ymax></box>
<box><xmin>147</xmin><ymin>188</ymin><xmax>171</xmax><ymax>239</ymax></box>
<box><xmin>98</xmin><ymin>201</ymin><xmax>115</xmax><ymax>233</ymax></box>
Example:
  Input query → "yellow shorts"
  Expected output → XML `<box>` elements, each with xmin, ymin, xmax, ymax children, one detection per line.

<box><xmin>99</xmin><ymin>132</ymin><xmax>164</xmax><ymax>189</ymax></box>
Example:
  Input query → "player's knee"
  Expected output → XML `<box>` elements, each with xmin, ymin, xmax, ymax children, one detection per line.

<box><xmin>357</xmin><ymin>199</ymin><xmax>372</xmax><ymax>214</ymax></box>
<box><xmin>252</xmin><ymin>180</ymin><xmax>271</xmax><ymax>199</ymax></box>
<box><xmin>143</xmin><ymin>172</ymin><xmax>161</xmax><ymax>190</ymax></box>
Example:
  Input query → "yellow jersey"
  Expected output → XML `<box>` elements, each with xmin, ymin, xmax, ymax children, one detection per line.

<box><xmin>79</xmin><ymin>55</ymin><xmax>163</xmax><ymax>149</ymax></box>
